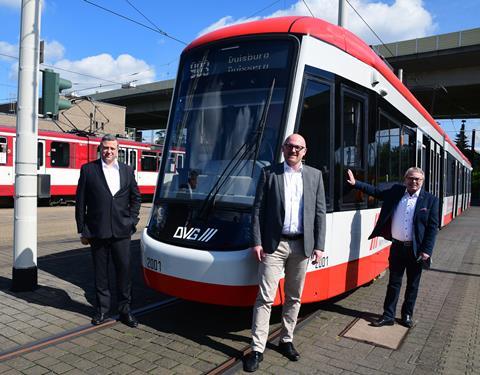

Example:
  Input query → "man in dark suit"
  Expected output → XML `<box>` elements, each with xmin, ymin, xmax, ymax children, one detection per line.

<box><xmin>347</xmin><ymin>167</ymin><xmax>439</xmax><ymax>328</ymax></box>
<box><xmin>243</xmin><ymin>134</ymin><xmax>326</xmax><ymax>372</ymax></box>
<box><xmin>75</xmin><ymin>134</ymin><xmax>141</xmax><ymax>327</ymax></box>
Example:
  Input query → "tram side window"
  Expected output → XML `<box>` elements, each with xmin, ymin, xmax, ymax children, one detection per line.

<box><xmin>401</xmin><ymin>126</ymin><xmax>416</xmax><ymax>172</ymax></box>
<box><xmin>129</xmin><ymin>150</ymin><xmax>137</xmax><ymax>170</ymax></box>
<box><xmin>141</xmin><ymin>151</ymin><xmax>158</xmax><ymax>171</ymax></box>
<box><xmin>0</xmin><ymin>137</ymin><xmax>7</xmax><ymax>164</ymax></box>
<box><xmin>377</xmin><ymin>112</ymin><xmax>401</xmax><ymax>186</ymax></box>
<box><xmin>446</xmin><ymin>154</ymin><xmax>454</xmax><ymax>196</ymax></box>
<box><xmin>367</xmin><ymin>111</ymin><xmax>378</xmax><ymax>208</ymax></box>
<box><xmin>296</xmin><ymin>78</ymin><xmax>332</xmax><ymax>210</ymax></box>
<box><xmin>338</xmin><ymin>92</ymin><xmax>366</xmax><ymax>207</ymax></box>
<box><xmin>37</xmin><ymin>142</ymin><xmax>44</xmax><ymax>168</ymax></box>
<box><xmin>118</xmin><ymin>148</ymin><xmax>126</xmax><ymax>163</ymax></box>
<box><xmin>50</xmin><ymin>141</ymin><xmax>70</xmax><ymax>168</ymax></box>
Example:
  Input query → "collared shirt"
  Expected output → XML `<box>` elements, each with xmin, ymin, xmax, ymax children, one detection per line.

<box><xmin>282</xmin><ymin>162</ymin><xmax>304</xmax><ymax>235</ymax></box>
<box><xmin>391</xmin><ymin>188</ymin><xmax>421</xmax><ymax>242</ymax></box>
<box><xmin>101</xmin><ymin>159</ymin><xmax>120</xmax><ymax>196</ymax></box>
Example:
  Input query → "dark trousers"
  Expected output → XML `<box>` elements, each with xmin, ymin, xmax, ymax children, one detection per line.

<box><xmin>383</xmin><ymin>242</ymin><xmax>423</xmax><ymax>319</ymax></box>
<box><xmin>90</xmin><ymin>237</ymin><xmax>132</xmax><ymax>315</ymax></box>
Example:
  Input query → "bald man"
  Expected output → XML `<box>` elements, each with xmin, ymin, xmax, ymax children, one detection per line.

<box><xmin>244</xmin><ymin>134</ymin><xmax>326</xmax><ymax>372</ymax></box>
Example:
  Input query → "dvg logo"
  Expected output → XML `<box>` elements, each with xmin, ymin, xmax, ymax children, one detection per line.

<box><xmin>173</xmin><ymin>226</ymin><xmax>218</xmax><ymax>242</ymax></box>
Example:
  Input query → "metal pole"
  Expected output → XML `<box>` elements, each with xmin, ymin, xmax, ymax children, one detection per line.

<box><xmin>397</xmin><ymin>68</ymin><xmax>403</xmax><ymax>83</ymax></box>
<box><xmin>12</xmin><ymin>0</ymin><xmax>42</xmax><ymax>292</ymax></box>
<box><xmin>472</xmin><ymin>129</ymin><xmax>476</xmax><ymax>153</ymax></box>
<box><xmin>338</xmin><ymin>0</ymin><xmax>347</xmax><ymax>27</ymax></box>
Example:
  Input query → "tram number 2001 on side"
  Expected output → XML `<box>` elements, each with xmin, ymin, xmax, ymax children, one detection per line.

<box><xmin>313</xmin><ymin>256</ymin><xmax>328</xmax><ymax>269</ymax></box>
<box><xmin>145</xmin><ymin>257</ymin><xmax>161</xmax><ymax>272</ymax></box>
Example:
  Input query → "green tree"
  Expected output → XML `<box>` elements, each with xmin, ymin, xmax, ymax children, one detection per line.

<box><xmin>455</xmin><ymin>121</ymin><xmax>469</xmax><ymax>153</ymax></box>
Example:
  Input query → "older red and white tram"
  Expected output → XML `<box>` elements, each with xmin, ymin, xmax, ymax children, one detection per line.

<box><xmin>141</xmin><ymin>17</ymin><xmax>472</xmax><ymax>306</ymax></box>
<box><xmin>0</xmin><ymin>125</ymin><xmax>163</xmax><ymax>204</ymax></box>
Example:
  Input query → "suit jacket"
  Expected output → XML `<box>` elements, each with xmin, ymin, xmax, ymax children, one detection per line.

<box><xmin>354</xmin><ymin>181</ymin><xmax>439</xmax><ymax>257</ymax></box>
<box><xmin>251</xmin><ymin>163</ymin><xmax>326</xmax><ymax>257</ymax></box>
<box><xmin>75</xmin><ymin>159</ymin><xmax>141</xmax><ymax>239</ymax></box>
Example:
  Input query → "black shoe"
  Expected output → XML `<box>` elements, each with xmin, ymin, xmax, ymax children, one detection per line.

<box><xmin>91</xmin><ymin>312</ymin><xmax>108</xmax><ymax>325</ymax></box>
<box><xmin>278</xmin><ymin>342</ymin><xmax>300</xmax><ymax>361</ymax></box>
<box><xmin>371</xmin><ymin>316</ymin><xmax>394</xmax><ymax>327</ymax></box>
<box><xmin>401</xmin><ymin>315</ymin><xmax>414</xmax><ymax>328</ymax></box>
<box><xmin>243</xmin><ymin>351</ymin><xmax>263</xmax><ymax>372</ymax></box>
<box><xmin>119</xmin><ymin>312</ymin><xmax>138</xmax><ymax>328</ymax></box>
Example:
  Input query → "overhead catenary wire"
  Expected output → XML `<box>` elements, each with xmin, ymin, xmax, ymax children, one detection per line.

<box><xmin>302</xmin><ymin>0</ymin><xmax>315</xmax><ymax>18</ymax></box>
<box><xmin>82</xmin><ymin>0</ymin><xmax>187</xmax><ymax>45</ymax></box>
<box><xmin>1</xmin><ymin>51</ymin><xmax>178</xmax><ymax>98</ymax></box>
<box><xmin>246</xmin><ymin>0</ymin><xmax>283</xmax><ymax>19</ymax></box>
<box><xmin>344</xmin><ymin>0</ymin><xmax>395</xmax><ymax>58</ymax></box>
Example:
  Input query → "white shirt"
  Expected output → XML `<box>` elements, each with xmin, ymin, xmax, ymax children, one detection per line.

<box><xmin>391</xmin><ymin>189</ymin><xmax>420</xmax><ymax>242</ymax></box>
<box><xmin>282</xmin><ymin>162</ymin><xmax>304</xmax><ymax>235</ymax></box>
<box><xmin>102</xmin><ymin>159</ymin><xmax>120</xmax><ymax>196</ymax></box>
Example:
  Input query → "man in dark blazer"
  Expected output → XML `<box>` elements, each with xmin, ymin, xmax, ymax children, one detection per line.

<box><xmin>243</xmin><ymin>134</ymin><xmax>326</xmax><ymax>372</ymax></box>
<box><xmin>347</xmin><ymin>167</ymin><xmax>439</xmax><ymax>328</ymax></box>
<box><xmin>75</xmin><ymin>134</ymin><xmax>141</xmax><ymax>327</ymax></box>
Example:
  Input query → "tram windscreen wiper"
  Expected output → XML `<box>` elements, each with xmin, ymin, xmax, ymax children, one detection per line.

<box><xmin>198</xmin><ymin>79</ymin><xmax>276</xmax><ymax>219</ymax></box>
<box><xmin>250</xmin><ymin>78</ymin><xmax>274</xmax><ymax>177</ymax></box>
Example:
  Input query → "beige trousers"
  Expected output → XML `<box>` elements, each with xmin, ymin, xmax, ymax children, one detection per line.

<box><xmin>251</xmin><ymin>239</ymin><xmax>309</xmax><ymax>353</ymax></box>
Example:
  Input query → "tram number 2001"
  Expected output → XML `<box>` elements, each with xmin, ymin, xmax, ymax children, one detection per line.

<box><xmin>145</xmin><ymin>257</ymin><xmax>161</xmax><ymax>272</ymax></box>
<box><xmin>313</xmin><ymin>256</ymin><xmax>328</xmax><ymax>269</ymax></box>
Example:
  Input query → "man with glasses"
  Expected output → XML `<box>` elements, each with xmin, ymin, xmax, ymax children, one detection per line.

<box><xmin>346</xmin><ymin>167</ymin><xmax>439</xmax><ymax>328</ymax></box>
<box><xmin>244</xmin><ymin>134</ymin><xmax>326</xmax><ymax>372</ymax></box>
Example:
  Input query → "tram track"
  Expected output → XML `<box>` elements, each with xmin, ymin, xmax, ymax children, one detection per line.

<box><xmin>0</xmin><ymin>292</ymin><xmax>323</xmax><ymax>374</ymax></box>
<box><xmin>0</xmin><ymin>297</ymin><xmax>181</xmax><ymax>362</ymax></box>
<box><xmin>205</xmin><ymin>307</ymin><xmax>320</xmax><ymax>375</ymax></box>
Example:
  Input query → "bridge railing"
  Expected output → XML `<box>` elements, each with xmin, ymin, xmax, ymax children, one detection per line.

<box><xmin>373</xmin><ymin>28</ymin><xmax>480</xmax><ymax>58</ymax></box>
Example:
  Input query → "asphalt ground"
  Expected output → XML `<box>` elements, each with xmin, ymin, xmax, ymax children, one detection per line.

<box><xmin>0</xmin><ymin>205</ymin><xmax>479</xmax><ymax>374</ymax></box>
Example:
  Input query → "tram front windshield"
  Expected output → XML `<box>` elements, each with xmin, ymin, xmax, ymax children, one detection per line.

<box><xmin>157</xmin><ymin>38</ymin><xmax>295</xmax><ymax>207</ymax></box>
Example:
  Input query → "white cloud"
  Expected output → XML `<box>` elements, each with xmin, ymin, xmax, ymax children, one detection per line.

<box><xmin>1</xmin><ymin>37</ymin><xmax>157</xmax><ymax>97</ymax></box>
<box><xmin>53</xmin><ymin>53</ymin><xmax>156</xmax><ymax>95</ymax></box>
<box><xmin>0</xmin><ymin>41</ymin><xmax>18</xmax><ymax>61</ymax></box>
<box><xmin>0</xmin><ymin>0</ymin><xmax>46</xmax><ymax>10</ymax></box>
<box><xmin>199</xmin><ymin>0</ymin><xmax>436</xmax><ymax>45</ymax></box>
<box><xmin>44</xmin><ymin>40</ymin><xmax>65</xmax><ymax>62</ymax></box>
<box><xmin>199</xmin><ymin>15</ymin><xmax>261</xmax><ymax>36</ymax></box>
<box><xmin>0</xmin><ymin>0</ymin><xmax>21</xmax><ymax>8</ymax></box>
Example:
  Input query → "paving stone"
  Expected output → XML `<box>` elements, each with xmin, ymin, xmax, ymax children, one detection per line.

<box><xmin>171</xmin><ymin>363</ymin><xmax>203</xmax><ymax>375</ymax></box>
<box><xmin>1</xmin><ymin>206</ymin><xmax>479</xmax><ymax>375</ymax></box>
<box><xmin>21</xmin><ymin>365</ymin><xmax>50</xmax><ymax>375</ymax></box>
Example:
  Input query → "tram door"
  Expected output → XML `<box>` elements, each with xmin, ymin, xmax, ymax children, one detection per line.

<box><xmin>37</xmin><ymin>140</ymin><xmax>46</xmax><ymax>174</ymax></box>
<box><xmin>458</xmin><ymin>165</ymin><xmax>464</xmax><ymax>215</ymax></box>
<box><xmin>433</xmin><ymin>142</ymin><xmax>441</xmax><ymax>198</ymax></box>
<box><xmin>421</xmin><ymin>136</ymin><xmax>432</xmax><ymax>192</ymax></box>
<box><xmin>118</xmin><ymin>147</ymin><xmax>138</xmax><ymax>180</ymax></box>
<box><xmin>452</xmin><ymin>161</ymin><xmax>458</xmax><ymax>219</ymax></box>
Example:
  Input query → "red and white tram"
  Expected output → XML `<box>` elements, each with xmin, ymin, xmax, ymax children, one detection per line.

<box><xmin>141</xmin><ymin>17</ymin><xmax>472</xmax><ymax>306</ymax></box>
<box><xmin>0</xmin><ymin>125</ymin><xmax>163</xmax><ymax>204</ymax></box>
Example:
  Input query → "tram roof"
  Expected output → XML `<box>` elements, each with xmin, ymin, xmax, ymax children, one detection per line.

<box><xmin>186</xmin><ymin>16</ymin><xmax>471</xmax><ymax>167</ymax></box>
<box><xmin>0</xmin><ymin>125</ymin><xmax>155</xmax><ymax>148</ymax></box>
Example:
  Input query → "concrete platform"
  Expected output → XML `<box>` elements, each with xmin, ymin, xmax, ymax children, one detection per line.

<box><xmin>0</xmin><ymin>205</ymin><xmax>479</xmax><ymax>374</ymax></box>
